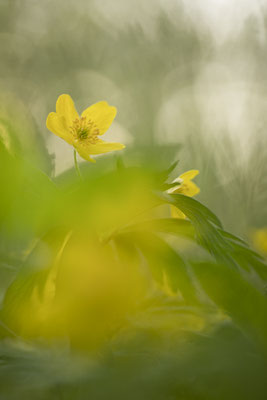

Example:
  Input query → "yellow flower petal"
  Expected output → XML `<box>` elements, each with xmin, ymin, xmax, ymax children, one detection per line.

<box><xmin>179</xmin><ymin>169</ymin><xmax>199</xmax><ymax>182</ymax></box>
<box><xmin>85</xmin><ymin>140</ymin><xmax>125</xmax><ymax>155</ymax></box>
<box><xmin>81</xmin><ymin>101</ymin><xmax>117</xmax><ymax>135</ymax></box>
<box><xmin>75</xmin><ymin>145</ymin><xmax>96</xmax><ymax>163</ymax></box>
<box><xmin>75</xmin><ymin>139</ymin><xmax>125</xmax><ymax>161</ymax></box>
<box><xmin>174</xmin><ymin>180</ymin><xmax>200</xmax><ymax>197</ymax></box>
<box><xmin>56</xmin><ymin>94</ymin><xmax>79</xmax><ymax>127</ymax></box>
<box><xmin>251</xmin><ymin>228</ymin><xmax>267</xmax><ymax>255</ymax></box>
<box><xmin>46</xmin><ymin>112</ymin><xmax>73</xmax><ymax>145</ymax></box>
<box><xmin>170</xmin><ymin>205</ymin><xmax>186</xmax><ymax>219</ymax></box>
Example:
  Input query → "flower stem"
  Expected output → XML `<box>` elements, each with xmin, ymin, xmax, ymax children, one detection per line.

<box><xmin>73</xmin><ymin>149</ymin><xmax>82</xmax><ymax>179</ymax></box>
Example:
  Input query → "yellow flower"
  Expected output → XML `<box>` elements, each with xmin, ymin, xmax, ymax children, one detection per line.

<box><xmin>167</xmin><ymin>169</ymin><xmax>200</xmax><ymax>219</ymax></box>
<box><xmin>46</xmin><ymin>94</ymin><xmax>125</xmax><ymax>162</ymax></box>
<box><xmin>251</xmin><ymin>228</ymin><xmax>267</xmax><ymax>256</ymax></box>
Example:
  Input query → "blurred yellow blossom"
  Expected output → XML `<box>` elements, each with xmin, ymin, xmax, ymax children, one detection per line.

<box><xmin>251</xmin><ymin>228</ymin><xmax>267</xmax><ymax>256</ymax></box>
<box><xmin>3</xmin><ymin>231</ymin><xmax>147</xmax><ymax>352</ymax></box>
<box><xmin>168</xmin><ymin>170</ymin><xmax>200</xmax><ymax>219</ymax></box>
<box><xmin>46</xmin><ymin>94</ymin><xmax>125</xmax><ymax>162</ymax></box>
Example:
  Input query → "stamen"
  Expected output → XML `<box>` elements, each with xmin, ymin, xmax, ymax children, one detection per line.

<box><xmin>70</xmin><ymin>117</ymin><xmax>100</xmax><ymax>144</ymax></box>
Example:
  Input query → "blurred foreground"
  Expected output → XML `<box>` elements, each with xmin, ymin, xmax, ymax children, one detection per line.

<box><xmin>0</xmin><ymin>126</ymin><xmax>267</xmax><ymax>398</ymax></box>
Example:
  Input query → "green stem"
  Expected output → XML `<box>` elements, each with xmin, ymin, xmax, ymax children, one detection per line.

<box><xmin>73</xmin><ymin>149</ymin><xmax>82</xmax><ymax>179</ymax></box>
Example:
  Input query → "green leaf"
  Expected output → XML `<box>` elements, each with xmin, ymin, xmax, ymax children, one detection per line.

<box><xmin>0</xmin><ymin>228</ymin><xmax>69</xmax><ymax>338</ymax></box>
<box><xmin>118</xmin><ymin>231</ymin><xmax>199</xmax><ymax>304</ymax></box>
<box><xmin>192</xmin><ymin>261</ymin><xmax>267</xmax><ymax>352</ymax></box>
<box><xmin>121</xmin><ymin>218</ymin><xmax>195</xmax><ymax>240</ymax></box>
<box><xmin>154</xmin><ymin>193</ymin><xmax>267</xmax><ymax>283</ymax></box>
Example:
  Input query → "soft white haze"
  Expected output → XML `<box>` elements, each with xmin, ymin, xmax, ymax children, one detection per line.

<box><xmin>90</xmin><ymin>0</ymin><xmax>266</xmax><ymax>43</ymax></box>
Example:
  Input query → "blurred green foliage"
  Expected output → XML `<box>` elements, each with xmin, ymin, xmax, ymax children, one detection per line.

<box><xmin>0</xmin><ymin>0</ymin><xmax>267</xmax><ymax>235</ymax></box>
<box><xmin>0</xmin><ymin>130</ymin><xmax>267</xmax><ymax>398</ymax></box>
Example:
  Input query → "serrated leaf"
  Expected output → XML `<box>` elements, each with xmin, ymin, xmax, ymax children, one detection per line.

<box><xmin>157</xmin><ymin>192</ymin><xmax>222</xmax><ymax>228</ymax></box>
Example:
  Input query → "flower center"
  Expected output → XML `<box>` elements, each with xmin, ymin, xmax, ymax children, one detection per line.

<box><xmin>70</xmin><ymin>117</ymin><xmax>100</xmax><ymax>144</ymax></box>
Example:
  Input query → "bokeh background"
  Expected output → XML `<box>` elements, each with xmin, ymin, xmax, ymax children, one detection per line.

<box><xmin>1</xmin><ymin>0</ymin><xmax>267</xmax><ymax>236</ymax></box>
<box><xmin>1</xmin><ymin>3</ymin><xmax>267</xmax><ymax>399</ymax></box>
